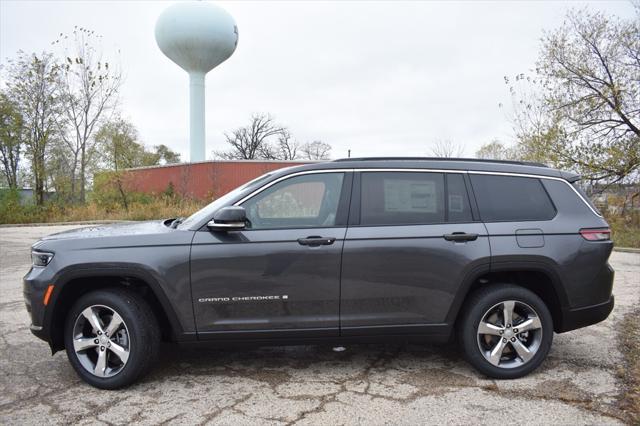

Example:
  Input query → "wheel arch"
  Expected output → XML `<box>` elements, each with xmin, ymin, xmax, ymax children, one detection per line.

<box><xmin>46</xmin><ymin>264</ymin><xmax>187</xmax><ymax>352</ymax></box>
<box><xmin>447</xmin><ymin>261</ymin><xmax>569</xmax><ymax>333</ymax></box>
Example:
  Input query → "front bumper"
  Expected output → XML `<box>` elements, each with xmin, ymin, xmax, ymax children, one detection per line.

<box><xmin>23</xmin><ymin>265</ymin><xmax>56</xmax><ymax>343</ymax></box>
<box><xmin>557</xmin><ymin>296</ymin><xmax>615</xmax><ymax>333</ymax></box>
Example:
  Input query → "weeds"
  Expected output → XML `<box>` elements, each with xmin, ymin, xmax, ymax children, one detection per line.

<box><xmin>606</xmin><ymin>211</ymin><xmax>640</xmax><ymax>249</ymax></box>
<box><xmin>0</xmin><ymin>188</ymin><xmax>206</xmax><ymax>224</ymax></box>
<box><xmin>618</xmin><ymin>308</ymin><xmax>640</xmax><ymax>424</ymax></box>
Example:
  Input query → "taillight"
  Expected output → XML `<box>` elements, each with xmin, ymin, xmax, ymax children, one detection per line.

<box><xmin>579</xmin><ymin>228</ymin><xmax>611</xmax><ymax>241</ymax></box>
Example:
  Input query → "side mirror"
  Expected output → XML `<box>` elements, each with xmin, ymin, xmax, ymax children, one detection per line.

<box><xmin>207</xmin><ymin>206</ymin><xmax>247</xmax><ymax>231</ymax></box>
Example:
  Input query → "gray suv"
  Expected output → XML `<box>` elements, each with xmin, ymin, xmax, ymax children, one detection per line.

<box><xmin>24</xmin><ymin>158</ymin><xmax>615</xmax><ymax>389</ymax></box>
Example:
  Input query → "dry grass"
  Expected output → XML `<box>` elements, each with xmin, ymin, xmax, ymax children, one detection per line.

<box><xmin>618</xmin><ymin>307</ymin><xmax>640</xmax><ymax>424</ymax></box>
<box><xmin>47</xmin><ymin>199</ymin><xmax>206</xmax><ymax>223</ymax></box>
<box><xmin>608</xmin><ymin>213</ymin><xmax>640</xmax><ymax>249</ymax></box>
<box><xmin>0</xmin><ymin>192</ymin><xmax>207</xmax><ymax>225</ymax></box>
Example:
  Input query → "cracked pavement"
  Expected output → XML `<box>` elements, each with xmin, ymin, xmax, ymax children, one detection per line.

<box><xmin>1</xmin><ymin>225</ymin><xmax>638</xmax><ymax>425</ymax></box>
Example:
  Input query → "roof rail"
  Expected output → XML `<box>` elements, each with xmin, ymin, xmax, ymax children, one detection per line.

<box><xmin>333</xmin><ymin>157</ymin><xmax>548</xmax><ymax>168</ymax></box>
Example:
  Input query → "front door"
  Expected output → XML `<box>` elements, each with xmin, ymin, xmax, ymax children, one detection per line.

<box><xmin>191</xmin><ymin>171</ymin><xmax>351</xmax><ymax>339</ymax></box>
<box><xmin>340</xmin><ymin>171</ymin><xmax>491</xmax><ymax>337</ymax></box>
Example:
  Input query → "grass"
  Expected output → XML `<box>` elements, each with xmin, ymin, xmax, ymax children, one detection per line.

<box><xmin>618</xmin><ymin>307</ymin><xmax>640</xmax><ymax>424</ymax></box>
<box><xmin>608</xmin><ymin>213</ymin><xmax>640</xmax><ymax>249</ymax></box>
<box><xmin>0</xmin><ymin>189</ymin><xmax>207</xmax><ymax>225</ymax></box>
<box><xmin>45</xmin><ymin>199</ymin><xmax>206</xmax><ymax>223</ymax></box>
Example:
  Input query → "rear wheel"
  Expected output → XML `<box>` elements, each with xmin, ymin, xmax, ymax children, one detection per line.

<box><xmin>457</xmin><ymin>284</ymin><xmax>553</xmax><ymax>379</ymax></box>
<box><xmin>64</xmin><ymin>289</ymin><xmax>160</xmax><ymax>389</ymax></box>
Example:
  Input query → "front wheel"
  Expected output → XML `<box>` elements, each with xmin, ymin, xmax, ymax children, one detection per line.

<box><xmin>64</xmin><ymin>289</ymin><xmax>160</xmax><ymax>389</ymax></box>
<box><xmin>457</xmin><ymin>284</ymin><xmax>553</xmax><ymax>379</ymax></box>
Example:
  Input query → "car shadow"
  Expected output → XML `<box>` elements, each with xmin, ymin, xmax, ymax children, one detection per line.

<box><xmin>147</xmin><ymin>341</ymin><xmax>468</xmax><ymax>383</ymax></box>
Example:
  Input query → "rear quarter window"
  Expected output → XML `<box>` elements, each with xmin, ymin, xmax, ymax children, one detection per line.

<box><xmin>470</xmin><ymin>174</ymin><xmax>556</xmax><ymax>222</ymax></box>
<box><xmin>571</xmin><ymin>182</ymin><xmax>602</xmax><ymax>216</ymax></box>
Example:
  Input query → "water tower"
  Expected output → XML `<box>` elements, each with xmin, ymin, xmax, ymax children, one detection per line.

<box><xmin>155</xmin><ymin>1</ymin><xmax>238</xmax><ymax>162</ymax></box>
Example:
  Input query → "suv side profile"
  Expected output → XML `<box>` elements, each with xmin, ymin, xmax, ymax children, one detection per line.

<box><xmin>24</xmin><ymin>158</ymin><xmax>614</xmax><ymax>389</ymax></box>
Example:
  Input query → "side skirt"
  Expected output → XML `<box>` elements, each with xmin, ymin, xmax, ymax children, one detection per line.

<box><xmin>190</xmin><ymin>324</ymin><xmax>453</xmax><ymax>348</ymax></box>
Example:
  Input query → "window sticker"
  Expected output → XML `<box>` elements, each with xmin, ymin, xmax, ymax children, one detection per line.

<box><xmin>449</xmin><ymin>194</ymin><xmax>464</xmax><ymax>213</ymax></box>
<box><xmin>383</xmin><ymin>180</ymin><xmax>437</xmax><ymax>213</ymax></box>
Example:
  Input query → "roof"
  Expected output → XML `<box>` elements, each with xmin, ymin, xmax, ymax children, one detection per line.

<box><xmin>334</xmin><ymin>157</ymin><xmax>548</xmax><ymax>168</ymax></box>
<box><xmin>270</xmin><ymin>157</ymin><xmax>580</xmax><ymax>181</ymax></box>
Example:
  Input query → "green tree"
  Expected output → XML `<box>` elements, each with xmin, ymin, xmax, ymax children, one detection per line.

<box><xmin>0</xmin><ymin>92</ymin><xmax>24</xmax><ymax>188</ymax></box>
<box><xmin>95</xmin><ymin>118</ymin><xmax>141</xmax><ymax>171</ymax></box>
<box><xmin>95</xmin><ymin>118</ymin><xmax>181</xmax><ymax>170</ymax></box>
<box><xmin>508</xmin><ymin>8</ymin><xmax>639</xmax><ymax>183</ymax></box>
<box><xmin>153</xmin><ymin>144</ymin><xmax>181</xmax><ymax>165</ymax></box>
<box><xmin>94</xmin><ymin>118</ymin><xmax>140</xmax><ymax>210</ymax></box>
<box><xmin>475</xmin><ymin>140</ymin><xmax>512</xmax><ymax>160</ymax></box>
<box><xmin>4</xmin><ymin>51</ymin><xmax>62</xmax><ymax>204</ymax></box>
<box><xmin>46</xmin><ymin>137</ymin><xmax>75</xmax><ymax>197</ymax></box>
<box><xmin>94</xmin><ymin>118</ymin><xmax>181</xmax><ymax>209</ymax></box>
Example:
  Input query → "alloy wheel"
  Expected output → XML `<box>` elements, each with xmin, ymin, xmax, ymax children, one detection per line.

<box><xmin>476</xmin><ymin>300</ymin><xmax>543</xmax><ymax>369</ymax></box>
<box><xmin>72</xmin><ymin>304</ymin><xmax>131</xmax><ymax>378</ymax></box>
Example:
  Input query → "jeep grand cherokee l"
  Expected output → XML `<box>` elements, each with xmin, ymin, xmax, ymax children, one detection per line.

<box><xmin>24</xmin><ymin>158</ymin><xmax>615</xmax><ymax>389</ymax></box>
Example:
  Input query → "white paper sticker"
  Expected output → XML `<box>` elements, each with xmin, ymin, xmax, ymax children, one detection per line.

<box><xmin>383</xmin><ymin>180</ymin><xmax>437</xmax><ymax>213</ymax></box>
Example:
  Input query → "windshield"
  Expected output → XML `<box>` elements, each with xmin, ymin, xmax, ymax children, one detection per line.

<box><xmin>178</xmin><ymin>172</ymin><xmax>273</xmax><ymax>230</ymax></box>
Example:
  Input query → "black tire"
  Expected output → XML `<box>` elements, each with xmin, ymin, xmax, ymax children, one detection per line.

<box><xmin>457</xmin><ymin>284</ymin><xmax>553</xmax><ymax>379</ymax></box>
<box><xmin>64</xmin><ymin>288</ymin><xmax>160</xmax><ymax>389</ymax></box>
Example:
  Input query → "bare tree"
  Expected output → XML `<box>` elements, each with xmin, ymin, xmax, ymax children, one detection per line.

<box><xmin>218</xmin><ymin>113</ymin><xmax>285</xmax><ymax>160</ymax></box>
<box><xmin>300</xmin><ymin>140</ymin><xmax>331</xmax><ymax>160</ymax></box>
<box><xmin>276</xmin><ymin>130</ymin><xmax>299</xmax><ymax>160</ymax></box>
<box><xmin>56</xmin><ymin>27</ymin><xmax>122</xmax><ymax>202</ymax></box>
<box><xmin>430</xmin><ymin>139</ymin><xmax>465</xmax><ymax>158</ymax></box>
<box><xmin>178</xmin><ymin>164</ymin><xmax>193</xmax><ymax>199</ymax></box>
<box><xmin>5</xmin><ymin>51</ymin><xmax>62</xmax><ymax>204</ymax></box>
<box><xmin>500</xmin><ymin>74</ymin><xmax>566</xmax><ymax>168</ymax></box>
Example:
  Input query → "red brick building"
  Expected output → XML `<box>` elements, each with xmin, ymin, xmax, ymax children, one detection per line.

<box><xmin>122</xmin><ymin>160</ymin><xmax>312</xmax><ymax>200</ymax></box>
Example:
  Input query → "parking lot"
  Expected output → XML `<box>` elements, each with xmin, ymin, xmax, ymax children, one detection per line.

<box><xmin>1</xmin><ymin>225</ymin><xmax>638</xmax><ymax>425</ymax></box>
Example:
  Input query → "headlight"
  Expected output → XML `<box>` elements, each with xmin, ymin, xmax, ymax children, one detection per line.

<box><xmin>31</xmin><ymin>251</ymin><xmax>54</xmax><ymax>267</ymax></box>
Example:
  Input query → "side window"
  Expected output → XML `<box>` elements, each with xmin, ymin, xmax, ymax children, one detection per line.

<box><xmin>241</xmin><ymin>173</ymin><xmax>344</xmax><ymax>229</ymax></box>
<box><xmin>572</xmin><ymin>181</ymin><xmax>602</xmax><ymax>215</ymax></box>
<box><xmin>447</xmin><ymin>174</ymin><xmax>473</xmax><ymax>222</ymax></box>
<box><xmin>470</xmin><ymin>174</ymin><xmax>556</xmax><ymax>222</ymax></box>
<box><xmin>360</xmin><ymin>172</ymin><xmax>445</xmax><ymax>225</ymax></box>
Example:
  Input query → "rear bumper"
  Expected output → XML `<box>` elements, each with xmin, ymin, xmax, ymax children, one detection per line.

<box><xmin>557</xmin><ymin>296</ymin><xmax>614</xmax><ymax>333</ymax></box>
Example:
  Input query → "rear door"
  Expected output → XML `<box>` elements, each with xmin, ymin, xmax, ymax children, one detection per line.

<box><xmin>340</xmin><ymin>170</ymin><xmax>490</xmax><ymax>337</ymax></box>
<box><xmin>191</xmin><ymin>171</ymin><xmax>352</xmax><ymax>339</ymax></box>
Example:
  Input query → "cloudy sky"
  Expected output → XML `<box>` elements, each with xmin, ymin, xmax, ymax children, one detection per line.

<box><xmin>0</xmin><ymin>0</ymin><xmax>635</xmax><ymax>161</ymax></box>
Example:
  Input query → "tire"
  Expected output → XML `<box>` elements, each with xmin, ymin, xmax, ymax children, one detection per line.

<box><xmin>64</xmin><ymin>288</ymin><xmax>160</xmax><ymax>389</ymax></box>
<box><xmin>457</xmin><ymin>284</ymin><xmax>553</xmax><ymax>379</ymax></box>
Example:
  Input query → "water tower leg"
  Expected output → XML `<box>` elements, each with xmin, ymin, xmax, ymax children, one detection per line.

<box><xmin>189</xmin><ymin>72</ymin><xmax>206</xmax><ymax>162</ymax></box>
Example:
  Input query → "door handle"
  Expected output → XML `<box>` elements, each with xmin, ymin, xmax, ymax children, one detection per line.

<box><xmin>297</xmin><ymin>236</ymin><xmax>336</xmax><ymax>247</ymax></box>
<box><xmin>443</xmin><ymin>232</ymin><xmax>479</xmax><ymax>242</ymax></box>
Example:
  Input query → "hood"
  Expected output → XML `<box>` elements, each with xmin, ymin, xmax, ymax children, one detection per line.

<box><xmin>39</xmin><ymin>221</ymin><xmax>171</xmax><ymax>241</ymax></box>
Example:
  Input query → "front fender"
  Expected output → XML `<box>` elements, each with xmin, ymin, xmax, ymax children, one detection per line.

<box><xmin>27</xmin><ymin>261</ymin><xmax>197</xmax><ymax>353</ymax></box>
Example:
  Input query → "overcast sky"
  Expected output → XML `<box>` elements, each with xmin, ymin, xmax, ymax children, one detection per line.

<box><xmin>0</xmin><ymin>0</ymin><xmax>636</xmax><ymax>161</ymax></box>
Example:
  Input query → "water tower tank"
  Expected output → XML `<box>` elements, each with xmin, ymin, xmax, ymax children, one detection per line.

<box><xmin>155</xmin><ymin>1</ymin><xmax>238</xmax><ymax>162</ymax></box>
